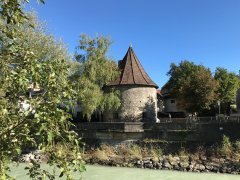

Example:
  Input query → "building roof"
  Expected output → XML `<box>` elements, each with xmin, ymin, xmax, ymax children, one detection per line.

<box><xmin>107</xmin><ymin>47</ymin><xmax>158</xmax><ymax>88</ymax></box>
<box><xmin>157</xmin><ymin>90</ymin><xmax>162</xmax><ymax>97</ymax></box>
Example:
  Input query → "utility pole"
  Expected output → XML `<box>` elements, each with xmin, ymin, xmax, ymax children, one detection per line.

<box><xmin>218</xmin><ymin>100</ymin><xmax>221</xmax><ymax>116</ymax></box>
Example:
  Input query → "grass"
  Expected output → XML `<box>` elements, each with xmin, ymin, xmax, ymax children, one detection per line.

<box><xmin>84</xmin><ymin>143</ymin><xmax>165</xmax><ymax>162</ymax></box>
<box><xmin>83</xmin><ymin>136</ymin><xmax>240</xmax><ymax>168</ymax></box>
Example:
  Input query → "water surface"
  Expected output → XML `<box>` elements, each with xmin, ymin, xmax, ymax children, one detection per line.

<box><xmin>10</xmin><ymin>164</ymin><xmax>240</xmax><ymax>180</ymax></box>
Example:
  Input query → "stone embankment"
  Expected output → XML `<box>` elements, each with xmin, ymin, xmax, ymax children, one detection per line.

<box><xmin>85</xmin><ymin>155</ymin><xmax>240</xmax><ymax>174</ymax></box>
<box><xmin>17</xmin><ymin>150</ymin><xmax>240</xmax><ymax>174</ymax></box>
<box><xmin>18</xmin><ymin>150</ymin><xmax>47</xmax><ymax>163</ymax></box>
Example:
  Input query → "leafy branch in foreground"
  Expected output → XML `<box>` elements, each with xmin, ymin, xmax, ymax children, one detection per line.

<box><xmin>0</xmin><ymin>1</ymin><xmax>85</xmax><ymax>179</ymax></box>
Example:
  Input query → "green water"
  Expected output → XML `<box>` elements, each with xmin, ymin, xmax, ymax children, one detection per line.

<box><xmin>10</xmin><ymin>164</ymin><xmax>240</xmax><ymax>180</ymax></box>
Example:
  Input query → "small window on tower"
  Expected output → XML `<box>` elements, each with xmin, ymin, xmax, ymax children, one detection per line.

<box><xmin>170</xmin><ymin>99</ymin><xmax>175</xmax><ymax>104</ymax></box>
<box><xmin>142</xmin><ymin>112</ymin><xmax>147</xmax><ymax>119</ymax></box>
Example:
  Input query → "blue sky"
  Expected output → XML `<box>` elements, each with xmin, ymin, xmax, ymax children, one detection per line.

<box><xmin>26</xmin><ymin>0</ymin><xmax>240</xmax><ymax>88</ymax></box>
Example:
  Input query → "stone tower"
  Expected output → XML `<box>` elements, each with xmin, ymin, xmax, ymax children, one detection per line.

<box><xmin>237</xmin><ymin>89</ymin><xmax>240</xmax><ymax>112</ymax></box>
<box><xmin>103</xmin><ymin>47</ymin><xmax>158</xmax><ymax>122</ymax></box>
<box><xmin>236</xmin><ymin>70</ymin><xmax>240</xmax><ymax>113</ymax></box>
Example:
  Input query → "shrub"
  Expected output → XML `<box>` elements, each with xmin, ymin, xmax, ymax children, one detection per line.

<box><xmin>149</xmin><ymin>147</ymin><xmax>163</xmax><ymax>161</ymax></box>
<box><xmin>129</xmin><ymin>144</ymin><xmax>142</xmax><ymax>159</ymax></box>
<box><xmin>92</xmin><ymin>149</ymin><xmax>109</xmax><ymax>162</ymax></box>
<box><xmin>194</xmin><ymin>146</ymin><xmax>206</xmax><ymax>159</ymax></box>
<box><xmin>219</xmin><ymin>135</ymin><xmax>233</xmax><ymax>156</ymax></box>
<box><xmin>116</xmin><ymin>144</ymin><xmax>130</xmax><ymax>156</ymax></box>
<box><xmin>178</xmin><ymin>147</ymin><xmax>189</xmax><ymax>162</ymax></box>
<box><xmin>99</xmin><ymin>144</ymin><xmax>116</xmax><ymax>157</ymax></box>
<box><xmin>235</xmin><ymin>140</ymin><xmax>240</xmax><ymax>151</ymax></box>
<box><xmin>233</xmin><ymin>140</ymin><xmax>240</xmax><ymax>160</ymax></box>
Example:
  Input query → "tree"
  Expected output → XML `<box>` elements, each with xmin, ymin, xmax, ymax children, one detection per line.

<box><xmin>69</xmin><ymin>34</ymin><xmax>121</xmax><ymax>119</ymax></box>
<box><xmin>214</xmin><ymin>67</ymin><xmax>240</xmax><ymax>114</ymax></box>
<box><xmin>0</xmin><ymin>1</ymin><xmax>84</xmax><ymax>179</ymax></box>
<box><xmin>166</xmin><ymin>60</ymin><xmax>218</xmax><ymax>114</ymax></box>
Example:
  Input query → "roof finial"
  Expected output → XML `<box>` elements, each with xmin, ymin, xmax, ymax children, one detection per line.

<box><xmin>130</xmin><ymin>42</ymin><xmax>132</xmax><ymax>48</ymax></box>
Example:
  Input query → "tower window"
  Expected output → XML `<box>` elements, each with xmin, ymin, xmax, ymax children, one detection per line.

<box><xmin>142</xmin><ymin>112</ymin><xmax>147</xmax><ymax>118</ymax></box>
<box><xmin>170</xmin><ymin>99</ymin><xmax>175</xmax><ymax>104</ymax></box>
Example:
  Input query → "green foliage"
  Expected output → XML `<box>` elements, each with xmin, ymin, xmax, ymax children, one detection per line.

<box><xmin>128</xmin><ymin>144</ymin><xmax>142</xmax><ymax>158</ymax></box>
<box><xmin>149</xmin><ymin>147</ymin><xmax>163</xmax><ymax>160</ymax></box>
<box><xmin>76</xmin><ymin>34</ymin><xmax>119</xmax><ymax>87</ymax></box>
<box><xmin>25</xmin><ymin>160</ymin><xmax>55</xmax><ymax>180</ymax></box>
<box><xmin>214</xmin><ymin>67</ymin><xmax>240</xmax><ymax>114</ymax></box>
<box><xmin>69</xmin><ymin>34</ymin><xmax>121</xmax><ymax>119</ymax></box>
<box><xmin>178</xmin><ymin>147</ymin><xmax>188</xmax><ymax>157</ymax></box>
<box><xmin>219</xmin><ymin>135</ymin><xmax>233</xmax><ymax>156</ymax></box>
<box><xmin>234</xmin><ymin>140</ymin><xmax>240</xmax><ymax>160</ymax></box>
<box><xmin>230</xmin><ymin>104</ymin><xmax>237</xmax><ymax>111</ymax></box>
<box><xmin>235</xmin><ymin>140</ymin><xmax>240</xmax><ymax>152</ymax></box>
<box><xmin>0</xmin><ymin>1</ymin><xmax>84</xmax><ymax>179</ymax></box>
<box><xmin>166</xmin><ymin>60</ymin><xmax>218</xmax><ymax>113</ymax></box>
<box><xmin>85</xmin><ymin>144</ymin><xmax>164</xmax><ymax>163</ymax></box>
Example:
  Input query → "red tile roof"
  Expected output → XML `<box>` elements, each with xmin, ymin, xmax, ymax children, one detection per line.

<box><xmin>107</xmin><ymin>47</ymin><xmax>158</xmax><ymax>88</ymax></box>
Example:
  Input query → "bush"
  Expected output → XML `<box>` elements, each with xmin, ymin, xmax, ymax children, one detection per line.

<box><xmin>235</xmin><ymin>140</ymin><xmax>240</xmax><ymax>152</ymax></box>
<box><xmin>219</xmin><ymin>135</ymin><xmax>233</xmax><ymax>156</ymax></box>
<box><xmin>233</xmin><ymin>140</ymin><xmax>240</xmax><ymax>160</ymax></box>
<box><xmin>128</xmin><ymin>144</ymin><xmax>142</xmax><ymax>159</ymax></box>
<box><xmin>149</xmin><ymin>147</ymin><xmax>163</xmax><ymax>161</ymax></box>
<box><xmin>92</xmin><ymin>149</ymin><xmax>109</xmax><ymax>162</ymax></box>
<box><xmin>99</xmin><ymin>144</ymin><xmax>116</xmax><ymax>157</ymax></box>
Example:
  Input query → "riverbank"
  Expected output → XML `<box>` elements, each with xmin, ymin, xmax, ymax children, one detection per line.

<box><xmin>18</xmin><ymin>137</ymin><xmax>240</xmax><ymax>175</ymax></box>
<box><xmin>84</xmin><ymin>153</ymin><xmax>240</xmax><ymax>174</ymax></box>
<box><xmin>82</xmin><ymin>137</ymin><xmax>240</xmax><ymax>174</ymax></box>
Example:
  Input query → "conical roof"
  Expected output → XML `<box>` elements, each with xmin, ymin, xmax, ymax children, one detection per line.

<box><xmin>107</xmin><ymin>47</ymin><xmax>158</xmax><ymax>88</ymax></box>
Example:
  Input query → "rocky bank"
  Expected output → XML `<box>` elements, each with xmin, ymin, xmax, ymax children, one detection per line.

<box><xmin>84</xmin><ymin>155</ymin><xmax>240</xmax><ymax>174</ymax></box>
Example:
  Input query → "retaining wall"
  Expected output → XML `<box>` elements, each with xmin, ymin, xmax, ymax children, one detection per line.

<box><xmin>75</xmin><ymin>121</ymin><xmax>240</xmax><ymax>144</ymax></box>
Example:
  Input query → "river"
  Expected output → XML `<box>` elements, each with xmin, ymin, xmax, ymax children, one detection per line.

<box><xmin>10</xmin><ymin>164</ymin><xmax>240</xmax><ymax>180</ymax></box>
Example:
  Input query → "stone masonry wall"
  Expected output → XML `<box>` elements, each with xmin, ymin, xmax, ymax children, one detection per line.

<box><xmin>104</xmin><ymin>85</ymin><xmax>157</xmax><ymax>122</ymax></box>
<box><xmin>76</xmin><ymin>122</ymin><xmax>240</xmax><ymax>144</ymax></box>
<box><xmin>237</xmin><ymin>89</ymin><xmax>240</xmax><ymax>111</ymax></box>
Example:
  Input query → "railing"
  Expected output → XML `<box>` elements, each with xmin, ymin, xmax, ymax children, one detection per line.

<box><xmin>74</xmin><ymin>122</ymin><xmax>144</xmax><ymax>132</ymax></box>
<box><xmin>74</xmin><ymin>117</ymin><xmax>240</xmax><ymax>131</ymax></box>
<box><xmin>159</xmin><ymin>116</ymin><xmax>240</xmax><ymax>123</ymax></box>
<box><xmin>228</xmin><ymin>116</ymin><xmax>240</xmax><ymax>123</ymax></box>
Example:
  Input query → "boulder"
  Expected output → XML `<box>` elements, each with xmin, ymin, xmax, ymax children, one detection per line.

<box><xmin>179</xmin><ymin>162</ymin><xmax>189</xmax><ymax>169</ymax></box>
<box><xmin>162</xmin><ymin>160</ymin><xmax>172</xmax><ymax>169</ymax></box>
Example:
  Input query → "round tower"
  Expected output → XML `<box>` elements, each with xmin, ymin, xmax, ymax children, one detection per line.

<box><xmin>104</xmin><ymin>47</ymin><xmax>158</xmax><ymax>122</ymax></box>
<box><xmin>237</xmin><ymin>89</ymin><xmax>240</xmax><ymax>112</ymax></box>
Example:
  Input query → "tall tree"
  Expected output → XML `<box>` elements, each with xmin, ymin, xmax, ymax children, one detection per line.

<box><xmin>0</xmin><ymin>1</ymin><xmax>84</xmax><ymax>179</ymax></box>
<box><xmin>166</xmin><ymin>60</ymin><xmax>218</xmax><ymax>114</ymax></box>
<box><xmin>214</xmin><ymin>67</ymin><xmax>240</xmax><ymax>114</ymax></box>
<box><xmin>69</xmin><ymin>34</ymin><xmax>121</xmax><ymax>119</ymax></box>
